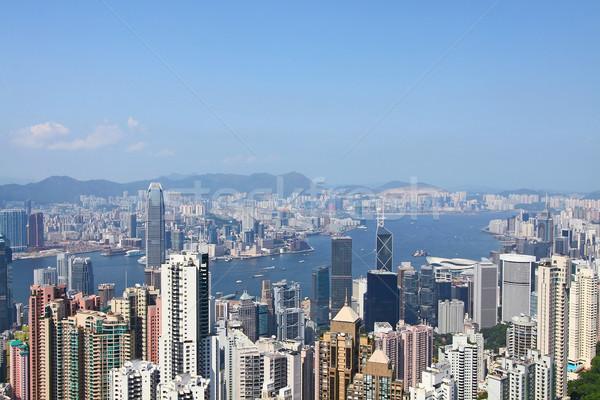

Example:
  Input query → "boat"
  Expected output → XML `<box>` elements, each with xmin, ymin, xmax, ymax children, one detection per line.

<box><xmin>253</xmin><ymin>274</ymin><xmax>264</xmax><ymax>278</ymax></box>
<box><xmin>265</xmin><ymin>266</ymin><xmax>275</xmax><ymax>270</ymax></box>
<box><xmin>281</xmin><ymin>267</ymin><xmax>286</xmax><ymax>271</ymax></box>
<box><xmin>236</xmin><ymin>280</ymin><xmax>242</xmax><ymax>284</ymax></box>
<box><xmin>125</xmin><ymin>249</ymin><xmax>145</xmax><ymax>257</ymax></box>
<box><xmin>412</xmin><ymin>249</ymin><xmax>429</xmax><ymax>257</ymax></box>
<box><xmin>101</xmin><ymin>248</ymin><xmax>128</xmax><ymax>256</ymax></box>
<box><xmin>137</xmin><ymin>256</ymin><xmax>147</xmax><ymax>265</ymax></box>
<box><xmin>299</xmin><ymin>260</ymin><xmax>305</xmax><ymax>263</ymax></box>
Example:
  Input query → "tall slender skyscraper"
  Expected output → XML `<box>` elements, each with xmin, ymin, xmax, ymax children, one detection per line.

<box><xmin>537</xmin><ymin>255</ymin><xmax>570</xmax><ymax>398</ymax></box>
<box><xmin>331</xmin><ymin>236</ymin><xmax>352</xmax><ymax>317</ymax></box>
<box><xmin>311</xmin><ymin>264</ymin><xmax>330</xmax><ymax>331</ymax></box>
<box><xmin>27</xmin><ymin>212</ymin><xmax>44</xmax><ymax>247</ymax></box>
<box><xmin>376</xmin><ymin>219</ymin><xmax>393</xmax><ymax>271</ymax></box>
<box><xmin>146</xmin><ymin>182</ymin><xmax>165</xmax><ymax>269</ymax></box>
<box><xmin>56</xmin><ymin>252</ymin><xmax>71</xmax><ymax>285</ymax></box>
<box><xmin>473</xmin><ymin>262</ymin><xmax>498</xmax><ymax>329</ymax></box>
<box><xmin>0</xmin><ymin>235</ymin><xmax>12</xmax><ymax>332</ymax></box>
<box><xmin>569</xmin><ymin>266</ymin><xmax>598</xmax><ymax>369</ymax></box>
<box><xmin>160</xmin><ymin>254</ymin><xmax>211</xmax><ymax>384</ymax></box>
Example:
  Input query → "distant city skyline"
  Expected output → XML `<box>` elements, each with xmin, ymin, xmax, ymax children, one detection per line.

<box><xmin>1</xmin><ymin>2</ymin><xmax>598</xmax><ymax>191</ymax></box>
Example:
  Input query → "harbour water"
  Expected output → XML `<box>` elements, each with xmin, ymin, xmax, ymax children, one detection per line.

<box><xmin>11</xmin><ymin>212</ymin><xmax>513</xmax><ymax>304</ymax></box>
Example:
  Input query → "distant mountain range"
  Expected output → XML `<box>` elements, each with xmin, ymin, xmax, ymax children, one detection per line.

<box><xmin>0</xmin><ymin>173</ymin><xmax>597</xmax><ymax>205</ymax></box>
<box><xmin>0</xmin><ymin>172</ymin><xmax>314</xmax><ymax>204</ymax></box>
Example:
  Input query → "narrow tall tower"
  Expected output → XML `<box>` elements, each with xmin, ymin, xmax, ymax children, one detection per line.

<box><xmin>146</xmin><ymin>182</ymin><xmax>165</xmax><ymax>269</ymax></box>
<box><xmin>331</xmin><ymin>236</ymin><xmax>352</xmax><ymax>317</ymax></box>
<box><xmin>160</xmin><ymin>254</ymin><xmax>211</xmax><ymax>384</ymax></box>
<box><xmin>537</xmin><ymin>255</ymin><xmax>570</xmax><ymax>398</ymax></box>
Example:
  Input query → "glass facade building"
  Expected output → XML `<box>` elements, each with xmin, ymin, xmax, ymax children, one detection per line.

<box><xmin>331</xmin><ymin>236</ymin><xmax>352</xmax><ymax>317</ymax></box>
<box><xmin>146</xmin><ymin>182</ymin><xmax>165</xmax><ymax>269</ymax></box>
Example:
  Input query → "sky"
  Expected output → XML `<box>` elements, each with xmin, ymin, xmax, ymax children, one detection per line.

<box><xmin>0</xmin><ymin>1</ymin><xmax>598</xmax><ymax>191</ymax></box>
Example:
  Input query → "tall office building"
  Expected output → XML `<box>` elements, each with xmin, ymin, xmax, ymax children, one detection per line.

<box><xmin>300</xmin><ymin>347</ymin><xmax>315</xmax><ymax>400</ymax></box>
<box><xmin>311</xmin><ymin>264</ymin><xmax>330</xmax><ymax>331</ymax></box>
<box><xmin>402</xmin><ymin>268</ymin><xmax>420</xmax><ymax>325</ymax></box>
<box><xmin>351</xmin><ymin>276</ymin><xmax>367</xmax><ymax>319</ymax></box>
<box><xmin>69</xmin><ymin>257</ymin><xmax>94</xmax><ymax>295</ymax></box>
<box><xmin>145</xmin><ymin>266</ymin><xmax>162</xmax><ymax>290</ymax></box>
<box><xmin>273</xmin><ymin>280</ymin><xmax>305</xmax><ymax>343</ymax></box>
<box><xmin>238</xmin><ymin>291</ymin><xmax>259</xmax><ymax>342</ymax></box>
<box><xmin>98</xmin><ymin>282</ymin><xmax>116</xmax><ymax>309</ymax></box>
<box><xmin>537</xmin><ymin>255</ymin><xmax>570</xmax><ymax>398</ymax></box>
<box><xmin>28</xmin><ymin>284</ymin><xmax>69</xmax><ymax>400</ymax></box>
<box><xmin>419</xmin><ymin>265</ymin><xmax>437</xmax><ymax>325</ymax></box>
<box><xmin>568</xmin><ymin>266</ymin><xmax>598</xmax><ymax>369</ymax></box>
<box><xmin>398</xmin><ymin>323</ymin><xmax>434</xmax><ymax>391</ymax></box>
<box><xmin>110</xmin><ymin>360</ymin><xmax>160</xmax><ymax>400</ymax></box>
<box><xmin>438</xmin><ymin>299</ymin><xmax>464</xmax><ymax>334</ymax></box>
<box><xmin>160</xmin><ymin>254</ymin><xmax>211</xmax><ymax>385</ymax></box>
<box><xmin>506</xmin><ymin>314</ymin><xmax>537</xmax><ymax>358</ymax></box>
<box><xmin>364</xmin><ymin>269</ymin><xmax>399</xmax><ymax>332</ymax></box>
<box><xmin>537</xmin><ymin>204</ymin><xmax>553</xmax><ymax>243</ymax></box>
<box><xmin>56</xmin><ymin>252</ymin><xmax>71</xmax><ymax>285</ymax></box>
<box><xmin>500</xmin><ymin>254</ymin><xmax>536</xmax><ymax>322</ymax></box>
<box><xmin>0</xmin><ymin>236</ymin><xmax>13</xmax><ymax>332</ymax></box>
<box><xmin>261</xmin><ymin>280</ymin><xmax>275</xmax><ymax>337</ymax></box>
<box><xmin>330</xmin><ymin>236</ymin><xmax>352</xmax><ymax>317</ymax></box>
<box><xmin>0</xmin><ymin>209</ymin><xmax>27</xmax><ymax>250</ymax></box>
<box><xmin>27</xmin><ymin>212</ymin><xmax>44</xmax><ymax>247</ymax></box>
<box><xmin>473</xmin><ymin>262</ymin><xmax>498</xmax><ymax>329</ymax></box>
<box><xmin>397</xmin><ymin>265</ymin><xmax>412</xmax><ymax>322</ymax></box>
<box><xmin>376</xmin><ymin>221</ymin><xmax>393</xmax><ymax>271</ymax></box>
<box><xmin>9</xmin><ymin>339</ymin><xmax>29</xmax><ymax>400</ymax></box>
<box><xmin>146</xmin><ymin>182</ymin><xmax>166</xmax><ymax>269</ymax></box>
<box><xmin>127</xmin><ymin>212</ymin><xmax>137</xmax><ymax>238</ymax></box>
<box><xmin>33</xmin><ymin>267</ymin><xmax>57</xmax><ymax>286</ymax></box>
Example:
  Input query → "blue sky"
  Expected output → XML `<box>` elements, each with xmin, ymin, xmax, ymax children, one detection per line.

<box><xmin>1</xmin><ymin>1</ymin><xmax>598</xmax><ymax>191</ymax></box>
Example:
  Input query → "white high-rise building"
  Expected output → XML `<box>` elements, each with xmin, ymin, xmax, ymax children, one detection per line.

<box><xmin>158</xmin><ymin>374</ymin><xmax>209</xmax><ymax>400</ymax></box>
<box><xmin>537</xmin><ymin>255</ymin><xmax>570</xmax><ymax>398</ymax></box>
<box><xmin>506</xmin><ymin>314</ymin><xmax>537</xmax><ymax>358</ymax></box>
<box><xmin>569</xmin><ymin>266</ymin><xmax>598</xmax><ymax>368</ymax></box>
<box><xmin>473</xmin><ymin>262</ymin><xmax>498</xmax><ymax>329</ymax></box>
<box><xmin>500</xmin><ymin>254</ymin><xmax>536</xmax><ymax>322</ymax></box>
<box><xmin>159</xmin><ymin>253</ymin><xmax>215</xmax><ymax>398</ymax></box>
<box><xmin>437</xmin><ymin>299</ymin><xmax>464</xmax><ymax>334</ymax></box>
<box><xmin>409</xmin><ymin>362</ymin><xmax>455</xmax><ymax>400</ymax></box>
<box><xmin>444</xmin><ymin>334</ymin><xmax>479</xmax><ymax>400</ymax></box>
<box><xmin>487</xmin><ymin>349</ymin><xmax>554</xmax><ymax>400</ymax></box>
<box><xmin>110</xmin><ymin>360</ymin><xmax>160</xmax><ymax>400</ymax></box>
<box><xmin>56</xmin><ymin>252</ymin><xmax>71</xmax><ymax>285</ymax></box>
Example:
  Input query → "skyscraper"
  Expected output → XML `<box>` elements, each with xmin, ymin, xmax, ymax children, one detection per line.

<box><xmin>402</xmin><ymin>268</ymin><xmax>420</xmax><ymax>325</ymax></box>
<box><xmin>273</xmin><ymin>279</ymin><xmax>305</xmax><ymax>343</ymax></box>
<box><xmin>33</xmin><ymin>267</ymin><xmax>57</xmax><ymax>286</ymax></box>
<box><xmin>9</xmin><ymin>339</ymin><xmax>29</xmax><ymax>400</ymax></box>
<box><xmin>261</xmin><ymin>280</ymin><xmax>275</xmax><ymax>337</ymax></box>
<box><xmin>97</xmin><ymin>283</ymin><xmax>116</xmax><ymax>309</ymax></box>
<box><xmin>311</xmin><ymin>264</ymin><xmax>330</xmax><ymax>331</ymax></box>
<box><xmin>127</xmin><ymin>212</ymin><xmax>137</xmax><ymax>238</ymax></box>
<box><xmin>0</xmin><ymin>209</ymin><xmax>27</xmax><ymax>251</ymax></box>
<box><xmin>568</xmin><ymin>266</ymin><xmax>598</xmax><ymax>369</ymax></box>
<box><xmin>376</xmin><ymin>223</ymin><xmax>393</xmax><ymax>271</ymax></box>
<box><xmin>146</xmin><ymin>182</ymin><xmax>165</xmax><ymax>269</ymax></box>
<box><xmin>27</xmin><ymin>212</ymin><xmax>44</xmax><ymax>247</ymax></box>
<box><xmin>446</xmin><ymin>334</ymin><xmax>480</xmax><ymax>400</ymax></box>
<box><xmin>537</xmin><ymin>255</ymin><xmax>570</xmax><ymax>398</ymax></box>
<box><xmin>331</xmin><ymin>236</ymin><xmax>352</xmax><ymax>316</ymax></box>
<box><xmin>69</xmin><ymin>257</ymin><xmax>94</xmax><ymax>295</ymax></box>
<box><xmin>56</xmin><ymin>252</ymin><xmax>71</xmax><ymax>285</ymax></box>
<box><xmin>537</xmin><ymin>203</ymin><xmax>553</xmax><ymax>243</ymax></box>
<box><xmin>364</xmin><ymin>269</ymin><xmax>399</xmax><ymax>332</ymax></box>
<box><xmin>419</xmin><ymin>265</ymin><xmax>437</xmax><ymax>325</ymax></box>
<box><xmin>473</xmin><ymin>262</ymin><xmax>498</xmax><ymax>329</ymax></box>
<box><xmin>506</xmin><ymin>314</ymin><xmax>537</xmax><ymax>358</ymax></box>
<box><xmin>238</xmin><ymin>291</ymin><xmax>259</xmax><ymax>342</ymax></box>
<box><xmin>438</xmin><ymin>299</ymin><xmax>465</xmax><ymax>335</ymax></box>
<box><xmin>0</xmin><ymin>235</ymin><xmax>13</xmax><ymax>332</ymax></box>
<box><xmin>398</xmin><ymin>323</ymin><xmax>434</xmax><ymax>391</ymax></box>
<box><xmin>160</xmin><ymin>254</ymin><xmax>211</xmax><ymax>385</ymax></box>
<box><xmin>500</xmin><ymin>254</ymin><xmax>535</xmax><ymax>323</ymax></box>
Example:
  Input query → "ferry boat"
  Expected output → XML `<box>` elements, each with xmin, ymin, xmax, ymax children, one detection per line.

<box><xmin>125</xmin><ymin>249</ymin><xmax>145</xmax><ymax>257</ymax></box>
<box><xmin>299</xmin><ymin>260</ymin><xmax>305</xmax><ymax>263</ymax></box>
<box><xmin>137</xmin><ymin>256</ymin><xmax>147</xmax><ymax>265</ymax></box>
<box><xmin>236</xmin><ymin>280</ymin><xmax>242</xmax><ymax>284</ymax></box>
<box><xmin>253</xmin><ymin>274</ymin><xmax>264</xmax><ymax>278</ymax></box>
<box><xmin>412</xmin><ymin>249</ymin><xmax>429</xmax><ymax>257</ymax></box>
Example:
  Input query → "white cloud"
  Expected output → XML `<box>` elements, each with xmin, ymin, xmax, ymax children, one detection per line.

<box><xmin>128</xmin><ymin>116</ymin><xmax>148</xmax><ymax>134</ymax></box>
<box><xmin>11</xmin><ymin>121</ymin><xmax>70</xmax><ymax>148</ymax></box>
<box><xmin>48</xmin><ymin>123</ymin><xmax>123</xmax><ymax>150</ymax></box>
<box><xmin>126</xmin><ymin>141</ymin><xmax>148</xmax><ymax>152</ymax></box>
<box><xmin>153</xmin><ymin>148</ymin><xmax>175</xmax><ymax>157</ymax></box>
